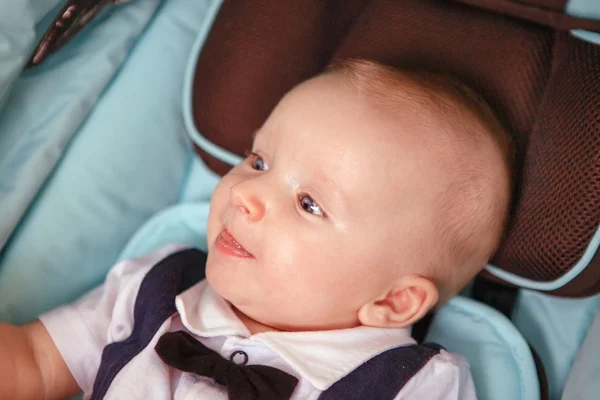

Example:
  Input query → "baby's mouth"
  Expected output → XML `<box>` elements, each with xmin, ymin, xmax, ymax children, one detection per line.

<box><xmin>215</xmin><ymin>229</ymin><xmax>255</xmax><ymax>259</ymax></box>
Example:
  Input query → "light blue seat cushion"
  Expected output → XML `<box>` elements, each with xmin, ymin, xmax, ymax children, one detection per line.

<box><xmin>179</xmin><ymin>156</ymin><xmax>221</xmax><ymax>204</ymax></box>
<box><xmin>119</xmin><ymin>201</ymin><xmax>212</xmax><ymax>261</ymax></box>
<box><xmin>119</xmin><ymin>157</ymin><xmax>220</xmax><ymax>260</ymax></box>
<box><xmin>512</xmin><ymin>290</ymin><xmax>600</xmax><ymax>400</ymax></box>
<box><xmin>561</xmin><ymin>308</ymin><xmax>600</xmax><ymax>400</ymax></box>
<box><xmin>0</xmin><ymin>0</ymin><xmax>222</xmax><ymax>324</ymax></box>
<box><xmin>0</xmin><ymin>0</ymin><xmax>161</xmax><ymax>252</ymax></box>
<box><xmin>427</xmin><ymin>297</ymin><xmax>540</xmax><ymax>400</ymax></box>
<box><xmin>0</xmin><ymin>0</ymin><xmax>64</xmax><ymax>110</ymax></box>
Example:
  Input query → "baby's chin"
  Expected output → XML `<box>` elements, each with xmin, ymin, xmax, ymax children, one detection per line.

<box><xmin>204</xmin><ymin>257</ymin><xmax>225</xmax><ymax>294</ymax></box>
<box><xmin>205</xmin><ymin>258</ymin><xmax>243</xmax><ymax>302</ymax></box>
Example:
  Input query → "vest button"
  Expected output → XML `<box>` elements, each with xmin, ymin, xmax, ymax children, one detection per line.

<box><xmin>229</xmin><ymin>350</ymin><xmax>249</xmax><ymax>366</ymax></box>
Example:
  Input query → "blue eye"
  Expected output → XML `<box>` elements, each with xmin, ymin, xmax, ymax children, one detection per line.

<box><xmin>299</xmin><ymin>195</ymin><xmax>325</xmax><ymax>217</ymax></box>
<box><xmin>248</xmin><ymin>153</ymin><xmax>268</xmax><ymax>171</ymax></box>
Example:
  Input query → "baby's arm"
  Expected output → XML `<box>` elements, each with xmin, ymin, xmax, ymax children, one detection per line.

<box><xmin>0</xmin><ymin>321</ymin><xmax>80</xmax><ymax>400</ymax></box>
<box><xmin>0</xmin><ymin>244</ymin><xmax>186</xmax><ymax>400</ymax></box>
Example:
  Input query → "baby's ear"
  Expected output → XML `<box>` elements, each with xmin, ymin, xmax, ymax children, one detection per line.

<box><xmin>358</xmin><ymin>276</ymin><xmax>438</xmax><ymax>329</ymax></box>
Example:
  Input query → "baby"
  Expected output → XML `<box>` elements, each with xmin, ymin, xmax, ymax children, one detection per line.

<box><xmin>0</xmin><ymin>59</ymin><xmax>512</xmax><ymax>400</ymax></box>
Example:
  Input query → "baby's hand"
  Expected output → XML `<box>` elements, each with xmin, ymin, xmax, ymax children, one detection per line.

<box><xmin>0</xmin><ymin>321</ymin><xmax>80</xmax><ymax>400</ymax></box>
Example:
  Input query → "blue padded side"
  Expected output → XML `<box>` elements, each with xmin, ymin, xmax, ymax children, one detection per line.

<box><xmin>182</xmin><ymin>0</ymin><xmax>242</xmax><ymax>166</ymax></box>
<box><xmin>179</xmin><ymin>157</ymin><xmax>221</xmax><ymax>203</ymax></box>
<box><xmin>0</xmin><ymin>0</ymin><xmax>64</xmax><ymax>110</ymax></box>
<box><xmin>118</xmin><ymin>201</ymin><xmax>211</xmax><ymax>261</ymax></box>
<box><xmin>119</xmin><ymin>156</ymin><xmax>219</xmax><ymax>260</ymax></box>
<box><xmin>0</xmin><ymin>0</ymin><xmax>220</xmax><ymax>324</ymax></box>
<box><xmin>566</xmin><ymin>0</ymin><xmax>600</xmax><ymax>20</ymax></box>
<box><xmin>119</xmin><ymin>157</ymin><xmax>219</xmax><ymax>259</ymax></box>
<box><xmin>567</xmin><ymin>0</ymin><xmax>600</xmax><ymax>44</ymax></box>
<box><xmin>0</xmin><ymin>0</ymin><xmax>161</xmax><ymax>253</ymax></box>
<box><xmin>571</xmin><ymin>30</ymin><xmax>600</xmax><ymax>45</ymax></box>
<box><xmin>512</xmin><ymin>290</ymin><xmax>600</xmax><ymax>400</ymax></box>
<box><xmin>561</xmin><ymin>309</ymin><xmax>600</xmax><ymax>400</ymax></box>
<box><xmin>427</xmin><ymin>297</ymin><xmax>540</xmax><ymax>400</ymax></box>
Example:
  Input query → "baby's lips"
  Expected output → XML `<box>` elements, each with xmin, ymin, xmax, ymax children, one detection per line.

<box><xmin>217</xmin><ymin>230</ymin><xmax>255</xmax><ymax>258</ymax></box>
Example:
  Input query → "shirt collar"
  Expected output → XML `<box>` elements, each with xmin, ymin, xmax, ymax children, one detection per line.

<box><xmin>176</xmin><ymin>280</ymin><xmax>416</xmax><ymax>391</ymax></box>
<box><xmin>176</xmin><ymin>280</ymin><xmax>250</xmax><ymax>338</ymax></box>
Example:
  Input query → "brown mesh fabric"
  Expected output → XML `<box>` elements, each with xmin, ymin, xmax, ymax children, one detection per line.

<box><xmin>192</xmin><ymin>0</ymin><xmax>368</xmax><ymax>174</ymax></box>
<box><xmin>493</xmin><ymin>33</ymin><xmax>600</xmax><ymax>284</ymax></box>
<box><xmin>332</xmin><ymin>0</ymin><xmax>553</xmax><ymax>150</ymax></box>
<box><xmin>191</xmin><ymin>0</ymin><xmax>600</xmax><ymax>295</ymax></box>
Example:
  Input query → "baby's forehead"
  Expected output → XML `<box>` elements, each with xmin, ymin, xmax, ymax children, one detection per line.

<box><xmin>287</xmin><ymin>128</ymin><xmax>435</xmax><ymax>196</ymax></box>
<box><xmin>260</xmin><ymin>72</ymin><xmax>470</xmax><ymax>182</ymax></box>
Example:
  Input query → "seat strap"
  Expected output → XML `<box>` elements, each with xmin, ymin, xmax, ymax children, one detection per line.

<box><xmin>472</xmin><ymin>276</ymin><xmax>519</xmax><ymax>318</ymax></box>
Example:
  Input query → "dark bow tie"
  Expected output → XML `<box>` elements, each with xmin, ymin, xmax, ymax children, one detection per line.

<box><xmin>155</xmin><ymin>331</ymin><xmax>299</xmax><ymax>400</ymax></box>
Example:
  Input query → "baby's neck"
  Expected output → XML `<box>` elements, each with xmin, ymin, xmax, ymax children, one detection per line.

<box><xmin>232</xmin><ymin>306</ymin><xmax>280</xmax><ymax>335</ymax></box>
<box><xmin>232</xmin><ymin>307</ymin><xmax>366</xmax><ymax>334</ymax></box>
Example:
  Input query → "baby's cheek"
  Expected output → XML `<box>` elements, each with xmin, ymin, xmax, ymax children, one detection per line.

<box><xmin>275</xmin><ymin>238</ymin><xmax>334</xmax><ymax>282</ymax></box>
<box><xmin>206</xmin><ymin>186</ymin><xmax>228</xmax><ymax>241</ymax></box>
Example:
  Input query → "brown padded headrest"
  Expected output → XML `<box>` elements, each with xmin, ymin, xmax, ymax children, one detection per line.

<box><xmin>191</xmin><ymin>0</ymin><xmax>600</xmax><ymax>297</ymax></box>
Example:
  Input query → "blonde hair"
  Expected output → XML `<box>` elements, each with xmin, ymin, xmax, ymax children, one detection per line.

<box><xmin>327</xmin><ymin>58</ymin><xmax>514</xmax><ymax>303</ymax></box>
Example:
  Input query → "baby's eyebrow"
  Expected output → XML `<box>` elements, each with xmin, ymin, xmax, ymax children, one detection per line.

<box><xmin>312</xmin><ymin>165</ymin><xmax>347</xmax><ymax>212</ymax></box>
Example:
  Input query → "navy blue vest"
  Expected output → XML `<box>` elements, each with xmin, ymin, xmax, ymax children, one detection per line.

<box><xmin>91</xmin><ymin>249</ymin><xmax>441</xmax><ymax>400</ymax></box>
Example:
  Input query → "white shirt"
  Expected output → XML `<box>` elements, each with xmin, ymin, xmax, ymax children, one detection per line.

<box><xmin>40</xmin><ymin>245</ymin><xmax>477</xmax><ymax>399</ymax></box>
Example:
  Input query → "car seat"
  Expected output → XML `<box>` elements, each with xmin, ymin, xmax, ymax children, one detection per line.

<box><xmin>0</xmin><ymin>1</ymin><xmax>598</xmax><ymax>399</ymax></box>
<box><xmin>185</xmin><ymin>1</ymin><xmax>600</xmax><ymax>399</ymax></box>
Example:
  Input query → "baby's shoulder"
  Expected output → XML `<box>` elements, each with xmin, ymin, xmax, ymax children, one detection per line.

<box><xmin>396</xmin><ymin>348</ymin><xmax>476</xmax><ymax>399</ymax></box>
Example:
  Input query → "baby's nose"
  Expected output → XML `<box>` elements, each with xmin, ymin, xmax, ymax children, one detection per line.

<box><xmin>230</xmin><ymin>184</ymin><xmax>265</xmax><ymax>222</ymax></box>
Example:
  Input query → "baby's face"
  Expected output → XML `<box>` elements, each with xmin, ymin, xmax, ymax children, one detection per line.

<box><xmin>205</xmin><ymin>73</ymin><xmax>442</xmax><ymax>331</ymax></box>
